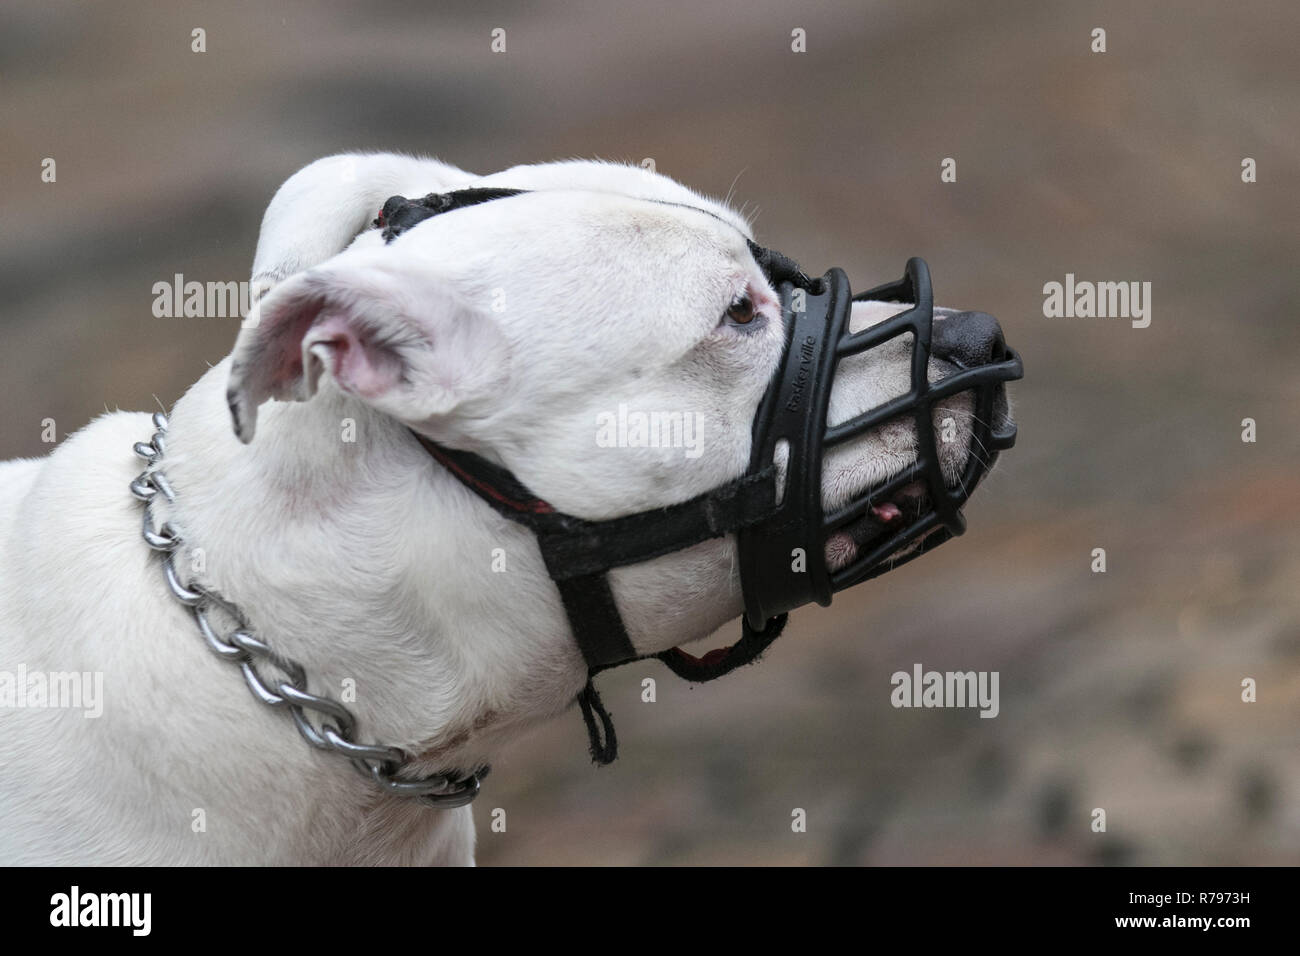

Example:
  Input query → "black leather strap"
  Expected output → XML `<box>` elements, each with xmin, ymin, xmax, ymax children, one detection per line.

<box><xmin>413</xmin><ymin>431</ymin><xmax>791</xmax><ymax>679</ymax></box>
<box><xmin>534</xmin><ymin>467</ymin><xmax>778</xmax><ymax>579</ymax></box>
<box><xmin>377</xmin><ymin>188</ymin><xmax>529</xmax><ymax>242</ymax></box>
<box><xmin>417</xmin><ymin>433</ymin><xmax>780</xmax><ymax>577</ymax></box>
<box><xmin>555</xmin><ymin>573</ymin><xmax>638</xmax><ymax>669</ymax></box>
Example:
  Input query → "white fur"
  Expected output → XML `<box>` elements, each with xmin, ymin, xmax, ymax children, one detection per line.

<box><xmin>0</xmin><ymin>154</ymin><xmax>982</xmax><ymax>864</ymax></box>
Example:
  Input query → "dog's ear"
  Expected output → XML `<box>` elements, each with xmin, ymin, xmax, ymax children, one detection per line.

<box><xmin>226</xmin><ymin>259</ymin><xmax>507</xmax><ymax>443</ymax></box>
<box><xmin>250</xmin><ymin>153</ymin><xmax>476</xmax><ymax>295</ymax></box>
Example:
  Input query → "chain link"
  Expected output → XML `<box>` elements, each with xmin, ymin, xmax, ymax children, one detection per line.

<box><xmin>130</xmin><ymin>412</ymin><xmax>485</xmax><ymax>809</ymax></box>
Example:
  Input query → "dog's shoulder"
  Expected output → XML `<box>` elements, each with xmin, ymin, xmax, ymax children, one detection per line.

<box><xmin>1</xmin><ymin>411</ymin><xmax>157</xmax><ymax>592</ymax></box>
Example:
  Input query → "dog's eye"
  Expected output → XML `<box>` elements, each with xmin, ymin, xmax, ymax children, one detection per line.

<box><xmin>724</xmin><ymin>294</ymin><xmax>756</xmax><ymax>325</ymax></box>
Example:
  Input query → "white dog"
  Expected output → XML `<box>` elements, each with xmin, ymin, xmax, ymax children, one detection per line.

<box><xmin>0</xmin><ymin>154</ymin><xmax>1005</xmax><ymax>865</ymax></box>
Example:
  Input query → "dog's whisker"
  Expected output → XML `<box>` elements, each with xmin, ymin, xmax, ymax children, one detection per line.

<box><xmin>724</xmin><ymin>166</ymin><xmax>748</xmax><ymax>212</ymax></box>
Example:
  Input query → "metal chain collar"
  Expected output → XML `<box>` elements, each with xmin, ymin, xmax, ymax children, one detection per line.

<box><xmin>129</xmin><ymin>412</ymin><xmax>485</xmax><ymax>809</ymax></box>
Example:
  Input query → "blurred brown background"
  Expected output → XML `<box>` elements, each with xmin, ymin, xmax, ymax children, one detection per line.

<box><xmin>2</xmin><ymin>0</ymin><xmax>1297</xmax><ymax>864</ymax></box>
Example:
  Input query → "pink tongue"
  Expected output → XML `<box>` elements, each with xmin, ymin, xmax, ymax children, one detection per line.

<box><xmin>871</xmin><ymin>502</ymin><xmax>902</xmax><ymax>522</ymax></box>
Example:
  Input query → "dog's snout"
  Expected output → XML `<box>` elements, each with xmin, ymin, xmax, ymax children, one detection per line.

<box><xmin>931</xmin><ymin>310</ymin><xmax>1005</xmax><ymax>369</ymax></box>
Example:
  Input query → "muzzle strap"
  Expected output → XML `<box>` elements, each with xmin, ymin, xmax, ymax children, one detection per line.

<box><xmin>412</xmin><ymin>430</ymin><xmax>794</xmax><ymax>762</ymax></box>
<box><xmin>414</xmin><ymin>433</ymin><xmax>780</xmax><ymax>577</ymax></box>
<box><xmin>555</xmin><ymin>573</ymin><xmax>637</xmax><ymax>670</ymax></box>
<box><xmin>533</xmin><ymin>466</ymin><xmax>779</xmax><ymax>578</ymax></box>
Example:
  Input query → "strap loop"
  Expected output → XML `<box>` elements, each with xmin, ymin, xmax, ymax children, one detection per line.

<box><xmin>577</xmin><ymin>679</ymin><xmax>618</xmax><ymax>765</ymax></box>
<box><xmin>656</xmin><ymin>613</ymin><xmax>788</xmax><ymax>683</ymax></box>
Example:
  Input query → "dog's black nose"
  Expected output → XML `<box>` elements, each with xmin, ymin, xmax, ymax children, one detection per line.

<box><xmin>931</xmin><ymin>310</ymin><xmax>1006</xmax><ymax>369</ymax></box>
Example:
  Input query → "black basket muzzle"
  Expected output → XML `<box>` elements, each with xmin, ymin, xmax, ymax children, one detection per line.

<box><xmin>387</xmin><ymin>186</ymin><xmax>1023</xmax><ymax>765</ymax></box>
<box><xmin>737</xmin><ymin>253</ymin><xmax>1023</xmax><ymax>628</ymax></box>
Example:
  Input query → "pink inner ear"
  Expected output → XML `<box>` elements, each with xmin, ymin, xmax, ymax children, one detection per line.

<box><xmin>307</xmin><ymin>313</ymin><xmax>402</xmax><ymax>399</ymax></box>
<box><xmin>255</xmin><ymin>295</ymin><xmax>319</xmax><ymax>395</ymax></box>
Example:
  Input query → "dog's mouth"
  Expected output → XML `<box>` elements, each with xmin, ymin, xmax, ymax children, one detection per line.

<box><xmin>824</xmin><ymin>480</ymin><xmax>936</xmax><ymax>571</ymax></box>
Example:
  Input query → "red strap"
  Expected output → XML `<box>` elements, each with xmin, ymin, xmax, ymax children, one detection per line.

<box><xmin>664</xmin><ymin>645</ymin><xmax>733</xmax><ymax>670</ymax></box>
<box><xmin>420</xmin><ymin>438</ymin><xmax>555</xmax><ymax>516</ymax></box>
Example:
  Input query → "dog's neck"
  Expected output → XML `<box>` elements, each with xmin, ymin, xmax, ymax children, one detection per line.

<box><xmin>150</xmin><ymin>358</ymin><xmax>742</xmax><ymax>859</ymax></box>
<box><xmin>161</xmin><ymin>360</ymin><xmax>590</xmax><ymax>792</ymax></box>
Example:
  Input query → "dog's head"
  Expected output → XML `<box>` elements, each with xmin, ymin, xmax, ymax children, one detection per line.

<box><xmin>227</xmin><ymin>155</ymin><xmax>1015</xmax><ymax>651</ymax></box>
